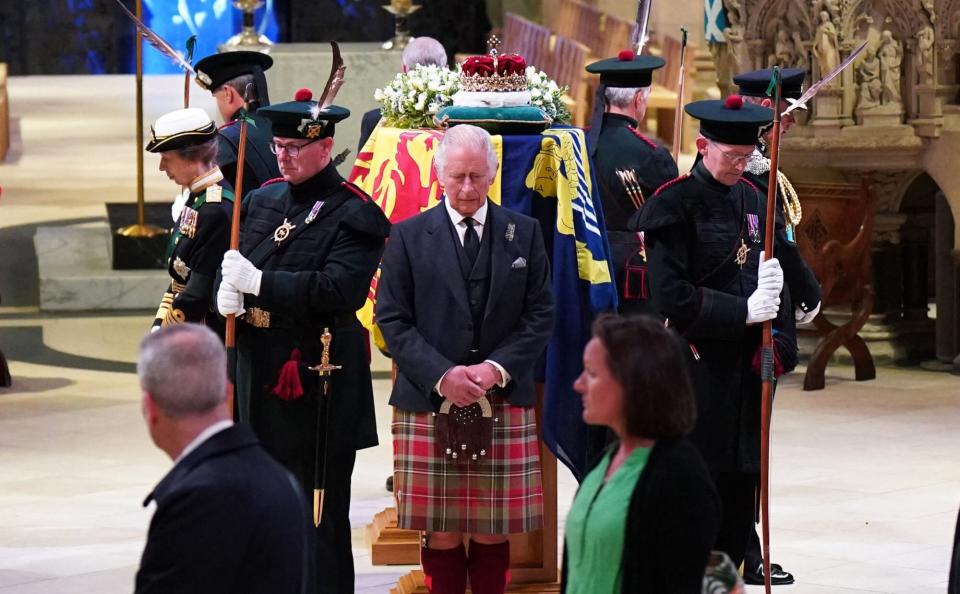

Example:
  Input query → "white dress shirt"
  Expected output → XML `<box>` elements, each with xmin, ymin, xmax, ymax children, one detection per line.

<box><xmin>174</xmin><ymin>420</ymin><xmax>234</xmax><ymax>464</ymax></box>
<box><xmin>435</xmin><ymin>197</ymin><xmax>511</xmax><ymax>396</ymax></box>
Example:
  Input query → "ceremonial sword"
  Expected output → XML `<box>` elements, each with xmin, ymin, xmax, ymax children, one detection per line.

<box><xmin>308</xmin><ymin>328</ymin><xmax>341</xmax><ymax>527</ymax></box>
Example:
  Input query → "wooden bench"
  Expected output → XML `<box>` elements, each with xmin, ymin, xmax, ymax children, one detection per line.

<box><xmin>794</xmin><ymin>175</ymin><xmax>877</xmax><ymax>391</ymax></box>
<box><xmin>0</xmin><ymin>63</ymin><xmax>9</xmax><ymax>162</ymax></box>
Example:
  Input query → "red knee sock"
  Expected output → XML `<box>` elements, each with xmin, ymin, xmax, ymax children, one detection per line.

<box><xmin>467</xmin><ymin>540</ymin><xmax>511</xmax><ymax>594</ymax></box>
<box><xmin>421</xmin><ymin>543</ymin><xmax>467</xmax><ymax>594</ymax></box>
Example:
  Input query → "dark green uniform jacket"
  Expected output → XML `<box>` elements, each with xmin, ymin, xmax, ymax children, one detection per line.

<box><xmin>153</xmin><ymin>170</ymin><xmax>234</xmax><ymax>336</ymax></box>
<box><xmin>631</xmin><ymin>161</ymin><xmax>798</xmax><ymax>473</ymax></box>
<box><xmin>594</xmin><ymin>113</ymin><xmax>678</xmax><ymax>316</ymax></box>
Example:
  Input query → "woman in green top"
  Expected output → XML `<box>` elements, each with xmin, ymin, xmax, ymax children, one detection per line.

<box><xmin>564</xmin><ymin>315</ymin><xmax>721</xmax><ymax>594</ymax></box>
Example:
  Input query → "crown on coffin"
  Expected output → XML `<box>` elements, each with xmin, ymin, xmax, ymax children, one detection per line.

<box><xmin>459</xmin><ymin>50</ymin><xmax>528</xmax><ymax>93</ymax></box>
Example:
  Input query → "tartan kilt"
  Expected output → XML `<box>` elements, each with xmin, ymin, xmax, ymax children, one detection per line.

<box><xmin>392</xmin><ymin>397</ymin><xmax>544</xmax><ymax>534</ymax></box>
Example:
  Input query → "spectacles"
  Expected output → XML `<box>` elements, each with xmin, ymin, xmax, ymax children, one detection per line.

<box><xmin>709</xmin><ymin>142</ymin><xmax>753</xmax><ymax>166</ymax></box>
<box><xmin>270</xmin><ymin>137</ymin><xmax>321</xmax><ymax>156</ymax></box>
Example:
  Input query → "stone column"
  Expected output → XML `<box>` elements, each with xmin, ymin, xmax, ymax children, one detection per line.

<box><xmin>934</xmin><ymin>192</ymin><xmax>960</xmax><ymax>364</ymax></box>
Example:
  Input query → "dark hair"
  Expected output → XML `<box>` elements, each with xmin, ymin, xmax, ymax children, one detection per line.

<box><xmin>591</xmin><ymin>314</ymin><xmax>697</xmax><ymax>438</ymax></box>
<box><xmin>218</xmin><ymin>73</ymin><xmax>255</xmax><ymax>98</ymax></box>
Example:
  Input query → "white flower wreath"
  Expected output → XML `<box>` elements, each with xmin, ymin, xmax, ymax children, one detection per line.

<box><xmin>375</xmin><ymin>63</ymin><xmax>571</xmax><ymax>129</ymax></box>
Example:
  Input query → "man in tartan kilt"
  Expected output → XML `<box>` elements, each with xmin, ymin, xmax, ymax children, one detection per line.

<box><xmin>377</xmin><ymin>124</ymin><xmax>554</xmax><ymax>594</ymax></box>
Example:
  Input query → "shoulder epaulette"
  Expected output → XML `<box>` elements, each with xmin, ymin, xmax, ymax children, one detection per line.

<box><xmin>340</xmin><ymin>181</ymin><xmax>370</xmax><ymax>202</ymax></box>
<box><xmin>627</xmin><ymin>125</ymin><xmax>658</xmax><ymax>150</ymax></box>
<box><xmin>260</xmin><ymin>177</ymin><xmax>285</xmax><ymax>188</ymax></box>
<box><xmin>653</xmin><ymin>174</ymin><xmax>691</xmax><ymax>197</ymax></box>
<box><xmin>205</xmin><ymin>184</ymin><xmax>223</xmax><ymax>203</ymax></box>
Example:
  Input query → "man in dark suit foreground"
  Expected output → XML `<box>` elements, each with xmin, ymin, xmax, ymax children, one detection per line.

<box><xmin>135</xmin><ymin>324</ymin><xmax>310</xmax><ymax>594</ymax></box>
<box><xmin>377</xmin><ymin>124</ymin><xmax>554</xmax><ymax>594</ymax></box>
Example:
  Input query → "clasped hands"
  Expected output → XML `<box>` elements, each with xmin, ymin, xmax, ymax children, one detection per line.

<box><xmin>439</xmin><ymin>363</ymin><xmax>502</xmax><ymax>407</ymax></box>
<box><xmin>216</xmin><ymin>250</ymin><xmax>263</xmax><ymax>317</ymax></box>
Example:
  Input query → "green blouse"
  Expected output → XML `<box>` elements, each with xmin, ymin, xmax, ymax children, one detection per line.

<box><xmin>564</xmin><ymin>446</ymin><xmax>651</xmax><ymax>594</ymax></box>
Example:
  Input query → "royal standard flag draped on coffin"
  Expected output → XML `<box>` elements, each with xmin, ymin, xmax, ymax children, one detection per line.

<box><xmin>350</xmin><ymin>125</ymin><xmax>618</xmax><ymax>480</ymax></box>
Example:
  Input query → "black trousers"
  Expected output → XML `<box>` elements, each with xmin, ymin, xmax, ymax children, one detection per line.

<box><xmin>713</xmin><ymin>472</ymin><xmax>758</xmax><ymax>569</ymax></box>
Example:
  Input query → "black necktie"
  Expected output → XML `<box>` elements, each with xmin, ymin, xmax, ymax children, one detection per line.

<box><xmin>463</xmin><ymin>217</ymin><xmax>480</xmax><ymax>267</ymax></box>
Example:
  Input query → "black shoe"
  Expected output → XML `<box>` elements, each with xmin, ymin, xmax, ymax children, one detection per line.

<box><xmin>385</xmin><ymin>475</ymin><xmax>394</xmax><ymax>493</ymax></box>
<box><xmin>742</xmin><ymin>562</ymin><xmax>795</xmax><ymax>586</ymax></box>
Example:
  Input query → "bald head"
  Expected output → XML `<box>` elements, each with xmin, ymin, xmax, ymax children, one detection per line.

<box><xmin>402</xmin><ymin>37</ymin><xmax>448</xmax><ymax>70</ymax></box>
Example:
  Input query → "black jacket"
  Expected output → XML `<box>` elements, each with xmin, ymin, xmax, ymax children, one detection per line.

<box><xmin>376</xmin><ymin>199</ymin><xmax>554</xmax><ymax>411</ymax></box>
<box><xmin>631</xmin><ymin>162</ymin><xmax>798</xmax><ymax>473</ymax></box>
<box><xmin>561</xmin><ymin>438</ymin><xmax>720</xmax><ymax>594</ymax></box>
<box><xmin>593</xmin><ymin>113</ymin><xmax>678</xmax><ymax>317</ymax></box>
<box><xmin>357</xmin><ymin>107</ymin><xmax>383</xmax><ymax>153</ymax></box>
<box><xmin>234</xmin><ymin>163</ymin><xmax>390</xmax><ymax>481</ymax></box>
<box><xmin>217</xmin><ymin>110</ymin><xmax>281</xmax><ymax>201</ymax></box>
<box><xmin>136</xmin><ymin>424</ymin><xmax>309</xmax><ymax>594</ymax></box>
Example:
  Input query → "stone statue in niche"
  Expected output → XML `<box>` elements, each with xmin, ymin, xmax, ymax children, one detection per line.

<box><xmin>857</xmin><ymin>47</ymin><xmax>882</xmax><ymax>109</ymax></box>
<box><xmin>915</xmin><ymin>25</ymin><xmax>935</xmax><ymax>85</ymax></box>
<box><xmin>813</xmin><ymin>10</ymin><xmax>840</xmax><ymax>78</ymax></box>
<box><xmin>769</xmin><ymin>29</ymin><xmax>796</xmax><ymax>67</ymax></box>
<box><xmin>723</xmin><ymin>4</ymin><xmax>749</xmax><ymax>73</ymax></box>
<box><xmin>878</xmin><ymin>29</ymin><xmax>903</xmax><ymax>105</ymax></box>
<box><xmin>784</xmin><ymin>10</ymin><xmax>810</xmax><ymax>71</ymax></box>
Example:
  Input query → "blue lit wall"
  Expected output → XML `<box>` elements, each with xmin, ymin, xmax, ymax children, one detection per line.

<box><xmin>142</xmin><ymin>0</ymin><xmax>278</xmax><ymax>74</ymax></box>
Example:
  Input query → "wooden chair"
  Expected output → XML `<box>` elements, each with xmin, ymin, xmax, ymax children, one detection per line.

<box><xmin>794</xmin><ymin>174</ymin><xmax>877</xmax><ymax>391</ymax></box>
<box><xmin>598</xmin><ymin>15</ymin><xmax>638</xmax><ymax>58</ymax></box>
<box><xmin>545</xmin><ymin>0</ymin><xmax>580</xmax><ymax>41</ymax></box>
<box><xmin>503</xmin><ymin>13</ymin><xmax>553</xmax><ymax>72</ymax></box>
<box><xmin>0</xmin><ymin>291</ymin><xmax>8</xmax><ymax>387</ymax></box>
<box><xmin>545</xmin><ymin>35</ymin><xmax>590</xmax><ymax>126</ymax></box>
<box><xmin>0</xmin><ymin>63</ymin><xmax>9</xmax><ymax>162</ymax></box>
<box><xmin>569</xmin><ymin>2</ymin><xmax>604</xmax><ymax>57</ymax></box>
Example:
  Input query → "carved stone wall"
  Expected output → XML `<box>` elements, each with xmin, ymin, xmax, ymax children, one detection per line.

<box><xmin>707</xmin><ymin>0</ymin><xmax>960</xmax><ymax>364</ymax></box>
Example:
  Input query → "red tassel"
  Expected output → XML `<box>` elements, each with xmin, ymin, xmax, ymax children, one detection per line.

<box><xmin>272</xmin><ymin>348</ymin><xmax>305</xmax><ymax>400</ymax></box>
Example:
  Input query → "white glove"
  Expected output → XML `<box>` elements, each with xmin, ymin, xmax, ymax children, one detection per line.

<box><xmin>221</xmin><ymin>250</ymin><xmax>263</xmax><ymax>296</ymax></box>
<box><xmin>795</xmin><ymin>300</ymin><xmax>821</xmax><ymax>324</ymax></box>
<box><xmin>756</xmin><ymin>251</ymin><xmax>784</xmax><ymax>296</ymax></box>
<box><xmin>217</xmin><ymin>281</ymin><xmax>246</xmax><ymax>316</ymax></box>
<box><xmin>747</xmin><ymin>289</ymin><xmax>781</xmax><ymax>324</ymax></box>
<box><xmin>171</xmin><ymin>188</ymin><xmax>190</xmax><ymax>223</ymax></box>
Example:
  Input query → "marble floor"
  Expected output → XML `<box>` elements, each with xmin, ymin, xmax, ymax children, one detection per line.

<box><xmin>1</xmin><ymin>76</ymin><xmax>959</xmax><ymax>593</ymax></box>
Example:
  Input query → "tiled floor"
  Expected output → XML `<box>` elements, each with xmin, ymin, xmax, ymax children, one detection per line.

<box><xmin>1</xmin><ymin>75</ymin><xmax>959</xmax><ymax>593</ymax></box>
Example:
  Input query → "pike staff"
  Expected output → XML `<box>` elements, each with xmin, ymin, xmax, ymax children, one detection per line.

<box><xmin>224</xmin><ymin>83</ymin><xmax>255</xmax><ymax>415</ymax></box>
<box><xmin>758</xmin><ymin>66</ymin><xmax>782</xmax><ymax>594</ymax></box>
<box><xmin>671</xmin><ymin>27</ymin><xmax>688</xmax><ymax>162</ymax></box>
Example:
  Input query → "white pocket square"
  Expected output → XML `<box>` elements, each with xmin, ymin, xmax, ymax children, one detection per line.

<box><xmin>511</xmin><ymin>257</ymin><xmax>527</xmax><ymax>269</ymax></box>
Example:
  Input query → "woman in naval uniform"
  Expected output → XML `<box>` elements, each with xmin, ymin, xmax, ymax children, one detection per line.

<box><xmin>147</xmin><ymin>107</ymin><xmax>234</xmax><ymax>336</ymax></box>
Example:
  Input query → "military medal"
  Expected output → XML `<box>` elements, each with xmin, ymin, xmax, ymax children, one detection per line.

<box><xmin>747</xmin><ymin>214</ymin><xmax>760</xmax><ymax>244</ymax></box>
<box><xmin>178</xmin><ymin>208</ymin><xmax>199</xmax><ymax>239</ymax></box>
<box><xmin>172</xmin><ymin>257</ymin><xmax>191</xmax><ymax>280</ymax></box>
<box><xmin>273</xmin><ymin>218</ymin><xmax>296</xmax><ymax>245</ymax></box>
<box><xmin>735</xmin><ymin>239</ymin><xmax>750</xmax><ymax>268</ymax></box>
<box><xmin>304</xmin><ymin>201</ymin><xmax>324</xmax><ymax>225</ymax></box>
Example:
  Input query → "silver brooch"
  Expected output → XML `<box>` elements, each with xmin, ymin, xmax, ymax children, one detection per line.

<box><xmin>172</xmin><ymin>257</ymin><xmax>191</xmax><ymax>280</ymax></box>
<box><xmin>505</xmin><ymin>223</ymin><xmax>515</xmax><ymax>242</ymax></box>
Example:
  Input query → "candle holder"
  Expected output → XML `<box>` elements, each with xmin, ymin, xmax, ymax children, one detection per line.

<box><xmin>223</xmin><ymin>0</ymin><xmax>273</xmax><ymax>50</ymax></box>
<box><xmin>382</xmin><ymin>0</ymin><xmax>421</xmax><ymax>51</ymax></box>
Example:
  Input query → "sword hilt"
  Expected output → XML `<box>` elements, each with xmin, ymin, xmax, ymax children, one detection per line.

<box><xmin>308</xmin><ymin>327</ymin><xmax>342</xmax><ymax>376</ymax></box>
